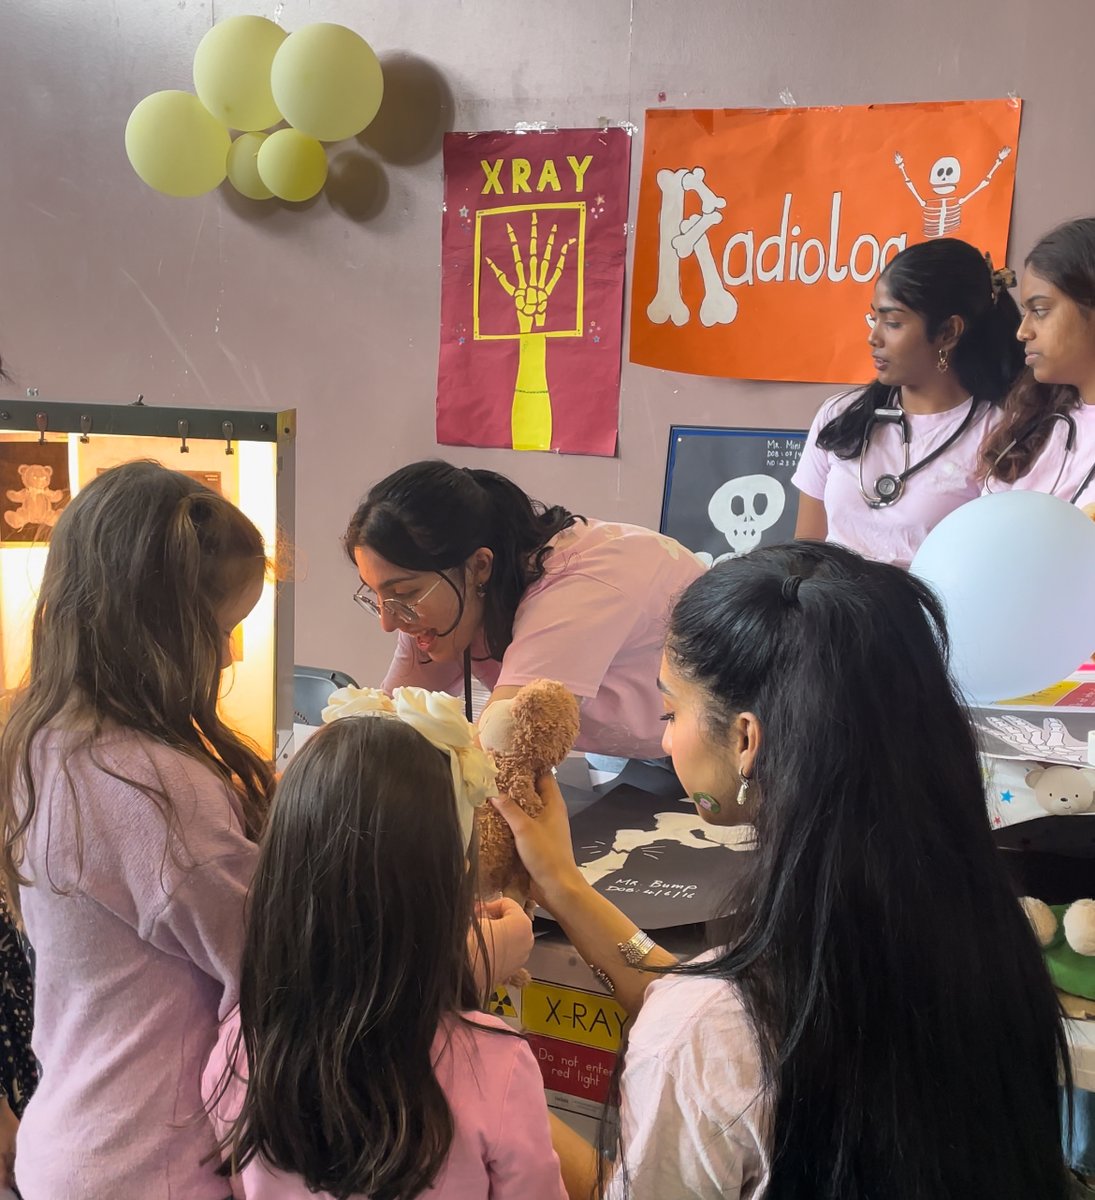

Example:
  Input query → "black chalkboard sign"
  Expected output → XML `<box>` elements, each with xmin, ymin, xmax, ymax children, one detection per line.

<box><xmin>660</xmin><ymin>426</ymin><xmax>807</xmax><ymax>565</ymax></box>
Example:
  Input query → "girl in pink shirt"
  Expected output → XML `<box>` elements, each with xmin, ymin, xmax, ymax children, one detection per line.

<box><xmin>981</xmin><ymin>218</ymin><xmax>1095</xmax><ymax>505</ymax></box>
<box><xmin>345</xmin><ymin>462</ymin><xmax>704</xmax><ymax>760</ymax></box>
<box><xmin>794</xmin><ymin>238</ymin><xmax>1023</xmax><ymax>568</ymax></box>
<box><xmin>0</xmin><ymin>462</ymin><xmax>274</xmax><ymax>1199</ymax></box>
<box><xmin>202</xmin><ymin>701</ymin><xmax>565</xmax><ymax>1200</ymax></box>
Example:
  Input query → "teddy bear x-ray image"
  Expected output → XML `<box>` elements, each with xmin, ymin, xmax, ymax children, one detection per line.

<box><xmin>3</xmin><ymin>463</ymin><xmax>66</xmax><ymax>533</ymax></box>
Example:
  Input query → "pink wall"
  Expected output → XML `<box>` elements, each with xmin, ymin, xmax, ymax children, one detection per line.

<box><xmin>1</xmin><ymin>0</ymin><xmax>1092</xmax><ymax>687</ymax></box>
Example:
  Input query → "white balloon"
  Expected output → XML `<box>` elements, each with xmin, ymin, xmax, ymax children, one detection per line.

<box><xmin>910</xmin><ymin>491</ymin><xmax>1095</xmax><ymax>705</ymax></box>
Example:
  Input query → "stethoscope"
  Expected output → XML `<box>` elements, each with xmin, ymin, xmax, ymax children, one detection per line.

<box><xmin>986</xmin><ymin>410</ymin><xmax>1095</xmax><ymax>505</ymax></box>
<box><xmin>858</xmin><ymin>390</ymin><xmax>983</xmax><ymax>508</ymax></box>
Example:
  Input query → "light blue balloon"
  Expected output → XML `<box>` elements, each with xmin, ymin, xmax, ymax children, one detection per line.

<box><xmin>910</xmin><ymin>491</ymin><xmax>1095</xmax><ymax>706</ymax></box>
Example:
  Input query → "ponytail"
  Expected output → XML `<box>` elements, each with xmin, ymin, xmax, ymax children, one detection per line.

<box><xmin>345</xmin><ymin>461</ymin><xmax>583</xmax><ymax>660</ymax></box>
<box><xmin>951</xmin><ymin>286</ymin><xmax>1025</xmax><ymax>403</ymax></box>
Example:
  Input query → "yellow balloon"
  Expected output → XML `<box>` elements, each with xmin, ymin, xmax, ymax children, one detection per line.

<box><xmin>193</xmin><ymin>15</ymin><xmax>287</xmax><ymax>132</ymax></box>
<box><xmin>227</xmin><ymin>132</ymin><xmax>273</xmax><ymax>200</ymax></box>
<box><xmin>270</xmin><ymin>23</ymin><xmax>384</xmax><ymax>142</ymax></box>
<box><xmin>125</xmin><ymin>90</ymin><xmax>231</xmax><ymax>198</ymax></box>
<box><xmin>256</xmin><ymin>129</ymin><xmax>328</xmax><ymax>202</ymax></box>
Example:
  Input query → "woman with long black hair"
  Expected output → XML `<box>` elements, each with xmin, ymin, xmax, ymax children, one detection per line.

<box><xmin>981</xmin><ymin>217</ymin><xmax>1095</xmax><ymax>504</ymax></box>
<box><xmin>495</xmin><ymin>541</ymin><xmax>1074</xmax><ymax>1199</ymax></box>
<box><xmin>794</xmin><ymin>238</ymin><xmax>1024</xmax><ymax>567</ymax></box>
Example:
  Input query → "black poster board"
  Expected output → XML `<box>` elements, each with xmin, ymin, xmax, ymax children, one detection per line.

<box><xmin>660</xmin><ymin>426</ymin><xmax>806</xmax><ymax>565</ymax></box>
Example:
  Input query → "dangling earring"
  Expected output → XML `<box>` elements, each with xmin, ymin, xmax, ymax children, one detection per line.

<box><xmin>475</xmin><ymin>582</ymin><xmax>487</xmax><ymax>598</ymax></box>
<box><xmin>736</xmin><ymin>769</ymin><xmax>751</xmax><ymax>807</ymax></box>
<box><xmin>937</xmin><ymin>347</ymin><xmax>950</xmax><ymax>373</ymax></box>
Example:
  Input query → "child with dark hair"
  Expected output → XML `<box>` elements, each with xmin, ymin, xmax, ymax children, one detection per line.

<box><xmin>203</xmin><ymin>694</ymin><xmax>565</xmax><ymax>1199</ymax></box>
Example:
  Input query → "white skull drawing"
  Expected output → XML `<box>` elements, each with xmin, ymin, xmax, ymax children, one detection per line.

<box><xmin>707</xmin><ymin>475</ymin><xmax>786</xmax><ymax>557</ymax></box>
<box><xmin>930</xmin><ymin>156</ymin><xmax>962</xmax><ymax>195</ymax></box>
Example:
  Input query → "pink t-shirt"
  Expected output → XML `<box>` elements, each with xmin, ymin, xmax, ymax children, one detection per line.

<box><xmin>605</xmin><ymin>954</ymin><xmax>769</xmax><ymax>1199</ymax></box>
<box><xmin>793</xmin><ymin>392</ymin><xmax>1001</xmax><ymax>569</ymax></box>
<box><xmin>985</xmin><ymin>400</ymin><xmax>1095</xmax><ymax>504</ymax></box>
<box><xmin>382</xmin><ymin>519</ymin><xmax>705</xmax><ymax>758</ymax></box>
<box><xmin>16</xmin><ymin>726</ymin><xmax>257</xmax><ymax>1200</ymax></box>
<box><xmin>202</xmin><ymin>1010</ymin><xmax>567</xmax><ymax>1200</ymax></box>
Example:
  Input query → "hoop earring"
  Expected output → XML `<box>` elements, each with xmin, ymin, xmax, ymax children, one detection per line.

<box><xmin>736</xmin><ymin>770</ymin><xmax>751</xmax><ymax>807</ymax></box>
<box><xmin>937</xmin><ymin>348</ymin><xmax>950</xmax><ymax>373</ymax></box>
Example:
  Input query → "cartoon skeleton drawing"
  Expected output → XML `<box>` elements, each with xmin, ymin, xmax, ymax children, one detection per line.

<box><xmin>893</xmin><ymin>147</ymin><xmax>1012</xmax><ymax>238</ymax></box>
<box><xmin>695</xmin><ymin>475</ymin><xmax>787</xmax><ymax>567</ymax></box>
<box><xmin>647</xmin><ymin>167</ymin><xmax>738</xmax><ymax>328</ymax></box>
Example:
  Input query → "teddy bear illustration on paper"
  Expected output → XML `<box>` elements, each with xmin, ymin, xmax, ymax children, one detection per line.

<box><xmin>1025</xmin><ymin>764</ymin><xmax>1095</xmax><ymax>815</ymax></box>
<box><xmin>4</xmin><ymin>463</ymin><xmax>66</xmax><ymax>532</ymax></box>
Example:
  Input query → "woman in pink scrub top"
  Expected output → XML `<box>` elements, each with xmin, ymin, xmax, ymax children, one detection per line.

<box><xmin>344</xmin><ymin>461</ymin><xmax>705</xmax><ymax>761</ymax></box>
<box><xmin>794</xmin><ymin>238</ymin><xmax>1024</xmax><ymax>568</ymax></box>
<box><xmin>981</xmin><ymin>218</ymin><xmax>1095</xmax><ymax>507</ymax></box>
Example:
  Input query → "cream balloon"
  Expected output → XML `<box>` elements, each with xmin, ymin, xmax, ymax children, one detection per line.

<box><xmin>125</xmin><ymin>90</ymin><xmax>231</xmax><ymax>198</ymax></box>
<box><xmin>193</xmin><ymin>15</ymin><xmax>287</xmax><ymax>132</ymax></box>
<box><xmin>227</xmin><ymin>132</ymin><xmax>273</xmax><ymax>200</ymax></box>
<box><xmin>270</xmin><ymin>23</ymin><xmax>384</xmax><ymax>142</ymax></box>
<box><xmin>256</xmin><ymin>129</ymin><xmax>328</xmax><ymax>202</ymax></box>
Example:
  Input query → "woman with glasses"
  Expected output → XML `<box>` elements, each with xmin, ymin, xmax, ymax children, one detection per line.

<box><xmin>344</xmin><ymin>460</ymin><xmax>704</xmax><ymax>760</ymax></box>
<box><xmin>980</xmin><ymin>218</ymin><xmax>1095</xmax><ymax>507</ymax></box>
<box><xmin>793</xmin><ymin>238</ymin><xmax>1024</xmax><ymax>568</ymax></box>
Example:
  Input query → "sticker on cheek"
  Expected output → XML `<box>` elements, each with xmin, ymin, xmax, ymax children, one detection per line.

<box><xmin>692</xmin><ymin>791</ymin><xmax>721</xmax><ymax>814</ymax></box>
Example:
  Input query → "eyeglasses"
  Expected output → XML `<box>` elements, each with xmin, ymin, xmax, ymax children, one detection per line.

<box><xmin>353</xmin><ymin>574</ymin><xmax>445</xmax><ymax>624</ymax></box>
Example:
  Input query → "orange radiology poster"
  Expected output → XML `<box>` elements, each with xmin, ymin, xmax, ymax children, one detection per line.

<box><xmin>630</xmin><ymin>98</ymin><xmax>1022</xmax><ymax>383</ymax></box>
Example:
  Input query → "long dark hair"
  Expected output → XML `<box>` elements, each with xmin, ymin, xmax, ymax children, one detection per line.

<box><xmin>1</xmin><ymin>461</ymin><xmax>273</xmax><ymax>886</ymax></box>
<box><xmin>659</xmin><ymin>542</ymin><xmax>1071</xmax><ymax>1199</ymax></box>
<box><xmin>218</xmin><ymin>716</ymin><xmax>485</xmax><ymax>1200</ymax></box>
<box><xmin>819</xmin><ymin>238</ymin><xmax>1024</xmax><ymax>457</ymax></box>
<box><xmin>344</xmin><ymin>460</ymin><xmax>582</xmax><ymax>660</ymax></box>
<box><xmin>982</xmin><ymin>217</ymin><xmax>1095</xmax><ymax>482</ymax></box>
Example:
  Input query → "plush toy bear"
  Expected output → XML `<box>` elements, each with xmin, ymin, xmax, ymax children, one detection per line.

<box><xmin>1025</xmin><ymin>764</ymin><xmax>1095</xmax><ymax>816</ymax></box>
<box><xmin>1021</xmin><ymin>896</ymin><xmax>1095</xmax><ymax>1003</ymax></box>
<box><xmin>476</xmin><ymin>678</ymin><xmax>580</xmax><ymax>898</ymax></box>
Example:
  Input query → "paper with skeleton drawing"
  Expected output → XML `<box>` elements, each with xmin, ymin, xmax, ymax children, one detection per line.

<box><xmin>436</xmin><ymin>128</ymin><xmax>630</xmax><ymax>456</ymax></box>
<box><xmin>630</xmin><ymin>98</ymin><xmax>1022</xmax><ymax>382</ymax></box>
<box><xmin>660</xmin><ymin>426</ymin><xmax>805</xmax><ymax>564</ymax></box>
<box><xmin>565</xmin><ymin>773</ymin><xmax>755</xmax><ymax>929</ymax></box>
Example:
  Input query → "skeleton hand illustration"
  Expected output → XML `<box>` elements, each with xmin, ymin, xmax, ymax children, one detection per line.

<box><xmin>484</xmin><ymin>213</ymin><xmax>577</xmax><ymax>452</ymax></box>
<box><xmin>978</xmin><ymin>715</ymin><xmax>1090</xmax><ymax>764</ymax></box>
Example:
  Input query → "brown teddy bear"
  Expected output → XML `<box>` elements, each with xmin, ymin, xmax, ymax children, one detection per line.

<box><xmin>476</xmin><ymin>678</ymin><xmax>580</xmax><ymax>898</ymax></box>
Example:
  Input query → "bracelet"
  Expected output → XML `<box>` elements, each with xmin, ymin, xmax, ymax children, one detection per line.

<box><xmin>589</xmin><ymin>964</ymin><xmax>616</xmax><ymax>995</ymax></box>
<box><xmin>617</xmin><ymin>930</ymin><xmax>655</xmax><ymax>967</ymax></box>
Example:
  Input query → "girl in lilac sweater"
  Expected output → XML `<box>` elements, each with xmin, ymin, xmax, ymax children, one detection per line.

<box><xmin>0</xmin><ymin>462</ymin><xmax>274</xmax><ymax>1199</ymax></box>
<box><xmin>202</xmin><ymin>695</ymin><xmax>566</xmax><ymax>1200</ymax></box>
